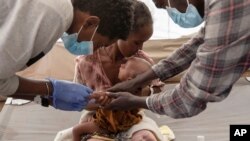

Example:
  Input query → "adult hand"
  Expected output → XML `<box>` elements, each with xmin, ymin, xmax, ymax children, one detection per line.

<box><xmin>48</xmin><ymin>79</ymin><xmax>93</xmax><ymax>111</ymax></box>
<box><xmin>107</xmin><ymin>79</ymin><xmax>141</xmax><ymax>93</ymax></box>
<box><xmin>104</xmin><ymin>92</ymin><xmax>148</xmax><ymax>110</ymax></box>
<box><xmin>108</xmin><ymin>69</ymin><xmax>157</xmax><ymax>93</ymax></box>
<box><xmin>90</xmin><ymin>91</ymin><xmax>112</xmax><ymax>106</ymax></box>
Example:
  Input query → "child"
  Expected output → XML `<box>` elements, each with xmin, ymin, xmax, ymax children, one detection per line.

<box><xmin>73</xmin><ymin>1</ymin><xmax>163</xmax><ymax>140</ymax></box>
<box><xmin>73</xmin><ymin>57</ymin><xmax>153</xmax><ymax>141</ymax></box>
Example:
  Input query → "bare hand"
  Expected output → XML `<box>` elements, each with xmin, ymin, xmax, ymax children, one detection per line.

<box><xmin>107</xmin><ymin>79</ymin><xmax>141</xmax><ymax>93</ymax></box>
<box><xmin>90</xmin><ymin>92</ymin><xmax>112</xmax><ymax>106</ymax></box>
<box><xmin>104</xmin><ymin>92</ymin><xmax>148</xmax><ymax>110</ymax></box>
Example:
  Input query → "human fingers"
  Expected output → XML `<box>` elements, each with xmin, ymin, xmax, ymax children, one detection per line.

<box><xmin>106</xmin><ymin>92</ymin><xmax>120</xmax><ymax>98</ymax></box>
<box><xmin>104</xmin><ymin>92</ymin><xmax>130</xmax><ymax>110</ymax></box>
<box><xmin>107</xmin><ymin>83</ymin><xmax>123</xmax><ymax>92</ymax></box>
<box><xmin>107</xmin><ymin>79</ymin><xmax>135</xmax><ymax>92</ymax></box>
<box><xmin>108</xmin><ymin>83</ymin><xmax>139</xmax><ymax>94</ymax></box>
<box><xmin>99</xmin><ymin>95</ymin><xmax>110</xmax><ymax>106</ymax></box>
<box><xmin>89</xmin><ymin>91</ymin><xmax>106</xmax><ymax>100</ymax></box>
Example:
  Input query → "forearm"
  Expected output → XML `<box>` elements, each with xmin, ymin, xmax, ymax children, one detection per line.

<box><xmin>133</xmin><ymin>69</ymin><xmax>158</xmax><ymax>87</ymax></box>
<box><xmin>147</xmin><ymin>0</ymin><xmax>250</xmax><ymax>118</ymax></box>
<box><xmin>153</xmin><ymin>28</ymin><xmax>204</xmax><ymax>81</ymax></box>
<box><xmin>133</xmin><ymin>96</ymin><xmax>148</xmax><ymax>110</ymax></box>
<box><xmin>13</xmin><ymin>76</ymin><xmax>53</xmax><ymax>101</ymax></box>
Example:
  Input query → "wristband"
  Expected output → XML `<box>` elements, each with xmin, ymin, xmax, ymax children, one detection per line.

<box><xmin>41</xmin><ymin>96</ymin><xmax>49</xmax><ymax>107</ymax></box>
<box><xmin>34</xmin><ymin>95</ymin><xmax>49</xmax><ymax>107</ymax></box>
<box><xmin>33</xmin><ymin>81</ymin><xmax>52</xmax><ymax>107</ymax></box>
<box><xmin>42</xmin><ymin>81</ymin><xmax>52</xmax><ymax>107</ymax></box>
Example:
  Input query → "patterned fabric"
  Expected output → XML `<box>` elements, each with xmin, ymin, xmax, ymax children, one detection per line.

<box><xmin>148</xmin><ymin>0</ymin><xmax>250</xmax><ymax>118</ymax></box>
<box><xmin>74</xmin><ymin>50</ymin><xmax>112</xmax><ymax>91</ymax></box>
<box><xmin>94</xmin><ymin>109</ymin><xmax>142</xmax><ymax>133</ymax></box>
<box><xmin>75</xmin><ymin>48</ymin><xmax>154</xmax><ymax>133</ymax></box>
<box><xmin>74</xmin><ymin>50</ymin><xmax>154</xmax><ymax>90</ymax></box>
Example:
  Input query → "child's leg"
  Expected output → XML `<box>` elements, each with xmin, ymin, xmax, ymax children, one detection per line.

<box><xmin>72</xmin><ymin>121</ymin><xmax>103</xmax><ymax>141</ymax></box>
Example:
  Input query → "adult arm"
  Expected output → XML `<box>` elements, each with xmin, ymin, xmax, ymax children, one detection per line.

<box><xmin>0</xmin><ymin>0</ymin><xmax>72</xmax><ymax>97</ymax></box>
<box><xmin>106</xmin><ymin>20</ymin><xmax>204</xmax><ymax>111</ymax></box>
<box><xmin>0</xmin><ymin>0</ymin><xmax>92</xmax><ymax>111</ymax></box>
<box><xmin>147</xmin><ymin>0</ymin><xmax>250</xmax><ymax>118</ymax></box>
<box><xmin>108</xmin><ymin>26</ymin><xmax>204</xmax><ymax>93</ymax></box>
<box><xmin>107</xmin><ymin>0</ymin><xmax>250</xmax><ymax>118</ymax></box>
<box><xmin>13</xmin><ymin>77</ymin><xmax>52</xmax><ymax>101</ymax></box>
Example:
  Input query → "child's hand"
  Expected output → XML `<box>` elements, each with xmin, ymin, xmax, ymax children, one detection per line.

<box><xmin>90</xmin><ymin>92</ymin><xmax>112</xmax><ymax>107</ymax></box>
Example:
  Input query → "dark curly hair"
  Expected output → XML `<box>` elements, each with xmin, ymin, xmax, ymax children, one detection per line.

<box><xmin>131</xmin><ymin>1</ymin><xmax>153</xmax><ymax>33</ymax></box>
<box><xmin>73</xmin><ymin>0</ymin><xmax>134</xmax><ymax>40</ymax></box>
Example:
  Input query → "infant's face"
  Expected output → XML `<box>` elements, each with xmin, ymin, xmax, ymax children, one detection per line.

<box><xmin>118</xmin><ymin>60</ymin><xmax>133</xmax><ymax>81</ymax></box>
<box><xmin>118</xmin><ymin>58</ymin><xmax>151</xmax><ymax>81</ymax></box>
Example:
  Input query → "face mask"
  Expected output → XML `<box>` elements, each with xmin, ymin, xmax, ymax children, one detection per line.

<box><xmin>61</xmin><ymin>25</ymin><xmax>98</xmax><ymax>55</ymax></box>
<box><xmin>166</xmin><ymin>0</ymin><xmax>203</xmax><ymax>28</ymax></box>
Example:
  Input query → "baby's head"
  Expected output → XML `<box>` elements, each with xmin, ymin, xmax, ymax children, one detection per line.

<box><xmin>118</xmin><ymin>57</ymin><xmax>151</xmax><ymax>81</ymax></box>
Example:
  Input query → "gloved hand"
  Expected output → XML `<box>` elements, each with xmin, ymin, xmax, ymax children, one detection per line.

<box><xmin>48</xmin><ymin>79</ymin><xmax>93</xmax><ymax>111</ymax></box>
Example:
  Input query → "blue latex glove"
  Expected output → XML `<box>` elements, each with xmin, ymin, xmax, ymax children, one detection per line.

<box><xmin>48</xmin><ymin>79</ymin><xmax>93</xmax><ymax>111</ymax></box>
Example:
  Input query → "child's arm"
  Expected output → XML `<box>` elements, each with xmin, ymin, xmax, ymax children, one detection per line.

<box><xmin>89</xmin><ymin>92</ymin><xmax>112</xmax><ymax>107</ymax></box>
<box><xmin>140</xmin><ymin>85</ymin><xmax>163</xmax><ymax>96</ymax></box>
<box><xmin>85</xmin><ymin>101</ymin><xmax>101</xmax><ymax>111</ymax></box>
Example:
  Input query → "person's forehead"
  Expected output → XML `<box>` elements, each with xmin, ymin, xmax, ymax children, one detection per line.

<box><xmin>128</xmin><ymin>26</ymin><xmax>153</xmax><ymax>41</ymax></box>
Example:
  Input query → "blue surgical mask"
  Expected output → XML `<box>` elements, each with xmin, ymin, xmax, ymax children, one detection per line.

<box><xmin>61</xmin><ymin>25</ymin><xmax>98</xmax><ymax>55</ymax></box>
<box><xmin>166</xmin><ymin>0</ymin><xmax>203</xmax><ymax>28</ymax></box>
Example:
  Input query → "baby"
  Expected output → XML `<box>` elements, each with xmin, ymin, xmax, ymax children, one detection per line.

<box><xmin>72</xmin><ymin>57</ymin><xmax>152</xmax><ymax>141</ymax></box>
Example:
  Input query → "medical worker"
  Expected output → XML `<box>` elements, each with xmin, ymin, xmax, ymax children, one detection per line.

<box><xmin>153</xmin><ymin>0</ymin><xmax>204</xmax><ymax>28</ymax></box>
<box><xmin>0</xmin><ymin>0</ymin><xmax>134</xmax><ymax>111</ymax></box>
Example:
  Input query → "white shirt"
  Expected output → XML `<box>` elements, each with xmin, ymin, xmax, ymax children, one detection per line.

<box><xmin>0</xmin><ymin>0</ymin><xmax>73</xmax><ymax>96</ymax></box>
